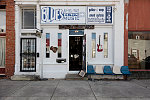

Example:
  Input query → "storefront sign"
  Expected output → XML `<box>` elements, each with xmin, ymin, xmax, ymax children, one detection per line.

<box><xmin>59</xmin><ymin>25</ymin><xmax>94</xmax><ymax>29</ymax></box>
<box><xmin>41</xmin><ymin>6</ymin><xmax>86</xmax><ymax>24</ymax></box>
<box><xmin>87</xmin><ymin>6</ymin><xmax>113</xmax><ymax>24</ymax></box>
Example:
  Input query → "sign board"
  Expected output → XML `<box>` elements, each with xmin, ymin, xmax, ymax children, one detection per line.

<box><xmin>87</xmin><ymin>6</ymin><xmax>113</xmax><ymax>24</ymax></box>
<box><xmin>41</xmin><ymin>6</ymin><xmax>86</xmax><ymax>24</ymax></box>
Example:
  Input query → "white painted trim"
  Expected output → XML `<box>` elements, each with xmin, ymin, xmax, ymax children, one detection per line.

<box><xmin>68</xmin><ymin>71</ymin><xmax>79</xmax><ymax>74</ymax></box>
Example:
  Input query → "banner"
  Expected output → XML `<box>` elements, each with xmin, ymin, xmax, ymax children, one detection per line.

<box><xmin>87</xmin><ymin>6</ymin><xmax>113</xmax><ymax>24</ymax></box>
<box><xmin>41</xmin><ymin>6</ymin><xmax>86</xmax><ymax>24</ymax></box>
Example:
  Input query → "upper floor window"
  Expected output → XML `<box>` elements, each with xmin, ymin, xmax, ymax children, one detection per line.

<box><xmin>22</xmin><ymin>8</ymin><xmax>36</xmax><ymax>29</ymax></box>
<box><xmin>0</xmin><ymin>6</ymin><xmax>6</xmax><ymax>33</ymax></box>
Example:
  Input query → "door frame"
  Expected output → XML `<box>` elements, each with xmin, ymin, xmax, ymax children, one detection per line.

<box><xmin>20</xmin><ymin>38</ymin><xmax>36</xmax><ymax>72</ymax></box>
<box><xmin>68</xmin><ymin>34</ymin><xmax>84</xmax><ymax>73</ymax></box>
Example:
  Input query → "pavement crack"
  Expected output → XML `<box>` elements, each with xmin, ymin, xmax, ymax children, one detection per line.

<box><xmin>131</xmin><ymin>80</ymin><xmax>150</xmax><ymax>90</ymax></box>
<box><xmin>50</xmin><ymin>80</ymin><xmax>60</xmax><ymax>100</ymax></box>
<box><xmin>88</xmin><ymin>81</ymin><xmax>97</xmax><ymax>100</ymax></box>
<box><xmin>11</xmin><ymin>81</ymin><xmax>31</xmax><ymax>96</ymax></box>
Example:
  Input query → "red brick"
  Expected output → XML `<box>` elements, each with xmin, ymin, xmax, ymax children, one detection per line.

<box><xmin>0</xmin><ymin>0</ymin><xmax>15</xmax><ymax>78</ymax></box>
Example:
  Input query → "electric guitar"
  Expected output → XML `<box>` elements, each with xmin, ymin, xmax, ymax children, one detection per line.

<box><xmin>97</xmin><ymin>35</ymin><xmax>103</xmax><ymax>52</ymax></box>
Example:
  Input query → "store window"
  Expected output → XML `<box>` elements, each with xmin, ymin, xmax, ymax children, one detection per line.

<box><xmin>0</xmin><ymin>38</ymin><xmax>5</xmax><ymax>67</ymax></box>
<box><xmin>92</xmin><ymin>33</ymin><xmax>96</xmax><ymax>58</ymax></box>
<box><xmin>58</xmin><ymin>33</ymin><xmax>62</xmax><ymax>58</ymax></box>
<box><xmin>22</xmin><ymin>8</ymin><xmax>36</xmax><ymax>29</ymax></box>
<box><xmin>0</xmin><ymin>6</ymin><xmax>6</xmax><ymax>33</ymax></box>
<box><xmin>128</xmin><ymin>32</ymin><xmax>150</xmax><ymax>69</ymax></box>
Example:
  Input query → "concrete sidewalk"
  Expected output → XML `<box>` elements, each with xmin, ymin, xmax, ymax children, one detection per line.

<box><xmin>0</xmin><ymin>79</ymin><xmax>150</xmax><ymax>100</ymax></box>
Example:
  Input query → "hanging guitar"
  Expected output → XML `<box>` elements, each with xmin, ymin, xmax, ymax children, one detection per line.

<box><xmin>97</xmin><ymin>35</ymin><xmax>103</xmax><ymax>52</ymax></box>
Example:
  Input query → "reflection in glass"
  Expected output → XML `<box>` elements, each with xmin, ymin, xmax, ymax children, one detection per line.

<box><xmin>92</xmin><ymin>33</ymin><xmax>96</xmax><ymax>58</ymax></box>
<box><xmin>128</xmin><ymin>32</ymin><xmax>150</xmax><ymax>69</ymax></box>
<box><xmin>104</xmin><ymin>33</ymin><xmax>108</xmax><ymax>58</ymax></box>
<box><xmin>46</xmin><ymin>33</ymin><xmax>50</xmax><ymax>58</ymax></box>
<box><xmin>58</xmin><ymin>33</ymin><xmax>62</xmax><ymax>58</ymax></box>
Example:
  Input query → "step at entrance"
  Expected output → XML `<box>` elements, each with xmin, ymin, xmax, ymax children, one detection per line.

<box><xmin>11</xmin><ymin>75</ymin><xmax>40</xmax><ymax>81</ymax></box>
<box><xmin>66</xmin><ymin>74</ymin><xmax>87</xmax><ymax>80</ymax></box>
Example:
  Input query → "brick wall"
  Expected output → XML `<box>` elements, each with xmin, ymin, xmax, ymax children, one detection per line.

<box><xmin>0</xmin><ymin>0</ymin><xmax>15</xmax><ymax>78</ymax></box>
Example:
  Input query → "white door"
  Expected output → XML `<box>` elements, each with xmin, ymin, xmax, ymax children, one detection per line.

<box><xmin>86</xmin><ymin>27</ymin><xmax>114</xmax><ymax>65</ymax></box>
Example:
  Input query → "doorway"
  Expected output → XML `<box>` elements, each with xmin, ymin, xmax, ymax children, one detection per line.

<box><xmin>20</xmin><ymin>38</ymin><xmax>36</xmax><ymax>72</ymax></box>
<box><xmin>69</xmin><ymin>36</ymin><xmax>83</xmax><ymax>71</ymax></box>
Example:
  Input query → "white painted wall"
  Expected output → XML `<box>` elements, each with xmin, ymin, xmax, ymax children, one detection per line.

<box><xmin>14</xmin><ymin>0</ymin><xmax>124</xmax><ymax>78</ymax></box>
<box><xmin>87</xmin><ymin>26</ymin><xmax>114</xmax><ymax>65</ymax></box>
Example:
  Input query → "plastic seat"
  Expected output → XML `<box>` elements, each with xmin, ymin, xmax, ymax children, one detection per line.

<box><xmin>103</xmin><ymin>66</ymin><xmax>114</xmax><ymax>75</ymax></box>
<box><xmin>113</xmin><ymin>66</ymin><xmax>122</xmax><ymax>74</ymax></box>
<box><xmin>95</xmin><ymin>65</ymin><xmax>104</xmax><ymax>74</ymax></box>
<box><xmin>120</xmin><ymin>66</ymin><xmax>131</xmax><ymax>75</ymax></box>
<box><xmin>87</xmin><ymin>65</ymin><xmax>95</xmax><ymax>74</ymax></box>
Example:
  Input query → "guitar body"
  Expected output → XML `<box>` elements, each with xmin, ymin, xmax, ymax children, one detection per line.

<box><xmin>97</xmin><ymin>44</ymin><xmax>103</xmax><ymax>52</ymax></box>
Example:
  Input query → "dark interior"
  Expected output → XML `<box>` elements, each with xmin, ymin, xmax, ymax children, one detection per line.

<box><xmin>69</xmin><ymin>36</ymin><xmax>83</xmax><ymax>71</ymax></box>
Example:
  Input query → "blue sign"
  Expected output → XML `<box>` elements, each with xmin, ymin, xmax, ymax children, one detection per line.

<box><xmin>41</xmin><ymin>6</ymin><xmax>86</xmax><ymax>24</ymax></box>
<box><xmin>87</xmin><ymin>6</ymin><xmax>113</xmax><ymax>24</ymax></box>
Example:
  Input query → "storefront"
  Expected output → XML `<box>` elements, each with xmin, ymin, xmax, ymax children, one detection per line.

<box><xmin>124</xmin><ymin>0</ymin><xmax>150</xmax><ymax>78</ymax></box>
<box><xmin>14</xmin><ymin>0</ymin><xmax>124</xmax><ymax>79</ymax></box>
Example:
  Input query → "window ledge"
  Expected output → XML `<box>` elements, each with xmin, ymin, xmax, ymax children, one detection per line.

<box><xmin>21</xmin><ymin>29</ymin><xmax>36</xmax><ymax>33</ymax></box>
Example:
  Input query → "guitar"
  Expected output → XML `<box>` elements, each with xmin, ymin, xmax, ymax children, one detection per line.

<box><xmin>97</xmin><ymin>35</ymin><xmax>103</xmax><ymax>52</ymax></box>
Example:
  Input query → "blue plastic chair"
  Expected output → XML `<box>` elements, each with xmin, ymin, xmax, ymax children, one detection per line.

<box><xmin>87</xmin><ymin>65</ymin><xmax>95</xmax><ymax>74</ymax></box>
<box><xmin>120</xmin><ymin>66</ymin><xmax>131</xmax><ymax>75</ymax></box>
<box><xmin>103</xmin><ymin>66</ymin><xmax>114</xmax><ymax>75</ymax></box>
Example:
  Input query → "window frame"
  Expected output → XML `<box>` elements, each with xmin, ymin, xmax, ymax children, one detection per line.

<box><xmin>21</xmin><ymin>7</ymin><xmax>36</xmax><ymax>29</ymax></box>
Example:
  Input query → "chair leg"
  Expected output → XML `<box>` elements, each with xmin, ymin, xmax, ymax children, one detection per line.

<box><xmin>123</xmin><ymin>75</ymin><xmax>127</xmax><ymax>80</ymax></box>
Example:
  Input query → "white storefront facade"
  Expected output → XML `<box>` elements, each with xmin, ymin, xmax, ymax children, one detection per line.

<box><xmin>14</xmin><ymin>0</ymin><xmax>124</xmax><ymax>79</ymax></box>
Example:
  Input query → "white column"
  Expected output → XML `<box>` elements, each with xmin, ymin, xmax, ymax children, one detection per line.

<box><xmin>36</xmin><ymin>4</ymin><xmax>43</xmax><ymax>78</ymax></box>
<box><xmin>113</xmin><ymin>1</ymin><xmax>124</xmax><ymax>66</ymax></box>
<box><xmin>15</xmin><ymin>5</ymin><xmax>21</xmax><ymax>75</ymax></box>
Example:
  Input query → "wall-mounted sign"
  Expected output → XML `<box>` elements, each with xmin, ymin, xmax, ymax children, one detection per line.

<box><xmin>41</xmin><ymin>6</ymin><xmax>86</xmax><ymax>24</ymax></box>
<box><xmin>59</xmin><ymin>25</ymin><xmax>94</xmax><ymax>29</ymax></box>
<box><xmin>87</xmin><ymin>6</ymin><xmax>113</xmax><ymax>24</ymax></box>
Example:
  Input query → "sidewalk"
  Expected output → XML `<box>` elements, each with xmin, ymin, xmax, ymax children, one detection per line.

<box><xmin>0</xmin><ymin>79</ymin><xmax>150</xmax><ymax>100</ymax></box>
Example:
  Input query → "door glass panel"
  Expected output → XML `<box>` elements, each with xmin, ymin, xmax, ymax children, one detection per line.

<box><xmin>0</xmin><ymin>38</ymin><xmax>5</xmax><ymax>67</ymax></box>
<box><xmin>21</xmin><ymin>38</ymin><xmax>36</xmax><ymax>72</ymax></box>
